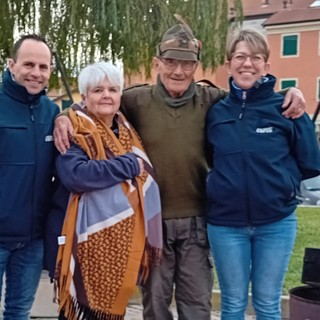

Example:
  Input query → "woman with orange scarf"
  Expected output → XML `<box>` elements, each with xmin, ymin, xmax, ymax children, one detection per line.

<box><xmin>53</xmin><ymin>61</ymin><xmax>162</xmax><ymax>320</ymax></box>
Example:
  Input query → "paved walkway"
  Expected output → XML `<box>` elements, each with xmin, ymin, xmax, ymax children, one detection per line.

<box><xmin>1</xmin><ymin>272</ymin><xmax>257</xmax><ymax>320</ymax></box>
<box><xmin>124</xmin><ymin>304</ymin><xmax>256</xmax><ymax>320</ymax></box>
<box><xmin>31</xmin><ymin>304</ymin><xmax>256</xmax><ymax>320</ymax></box>
<box><xmin>2</xmin><ymin>272</ymin><xmax>259</xmax><ymax>320</ymax></box>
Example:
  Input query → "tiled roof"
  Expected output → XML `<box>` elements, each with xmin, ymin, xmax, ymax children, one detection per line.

<box><xmin>241</xmin><ymin>0</ymin><xmax>317</xmax><ymax>17</ymax></box>
<box><xmin>264</xmin><ymin>8</ymin><xmax>320</xmax><ymax>25</ymax></box>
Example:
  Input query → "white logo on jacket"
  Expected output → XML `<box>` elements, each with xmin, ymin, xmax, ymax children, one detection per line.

<box><xmin>45</xmin><ymin>135</ymin><xmax>54</xmax><ymax>142</ymax></box>
<box><xmin>256</xmin><ymin>127</ymin><xmax>273</xmax><ymax>133</ymax></box>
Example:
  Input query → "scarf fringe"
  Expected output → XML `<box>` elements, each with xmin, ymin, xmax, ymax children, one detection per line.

<box><xmin>148</xmin><ymin>246</ymin><xmax>162</xmax><ymax>268</ymax></box>
<box><xmin>138</xmin><ymin>243</ymin><xmax>163</xmax><ymax>285</ymax></box>
<box><xmin>53</xmin><ymin>279</ymin><xmax>59</xmax><ymax>304</ymax></box>
<box><xmin>61</xmin><ymin>295</ymin><xmax>125</xmax><ymax>320</ymax></box>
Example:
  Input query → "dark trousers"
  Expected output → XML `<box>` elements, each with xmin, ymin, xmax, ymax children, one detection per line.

<box><xmin>141</xmin><ymin>216</ymin><xmax>214</xmax><ymax>320</ymax></box>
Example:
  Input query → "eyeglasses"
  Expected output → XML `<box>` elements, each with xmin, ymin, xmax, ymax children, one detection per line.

<box><xmin>159</xmin><ymin>58</ymin><xmax>197</xmax><ymax>71</ymax></box>
<box><xmin>231</xmin><ymin>53</ymin><xmax>266</xmax><ymax>65</ymax></box>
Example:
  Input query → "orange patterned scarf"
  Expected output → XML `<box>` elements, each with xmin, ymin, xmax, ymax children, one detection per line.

<box><xmin>56</xmin><ymin>104</ymin><xmax>162</xmax><ymax>319</ymax></box>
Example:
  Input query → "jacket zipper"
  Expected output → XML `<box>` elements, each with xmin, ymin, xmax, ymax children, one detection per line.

<box><xmin>29</xmin><ymin>104</ymin><xmax>36</xmax><ymax>239</ymax></box>
<box><xmin>29</xmin><ymin>105</ymin><xmax>35</xmax><ymax>122</ymax></box>
<box><xmin>239</xmin><ymin>91</ymin><xmax>247</xmax><ymax>119</ymax></box>
<box><xmin>239</xmin><ymin>91</ymin><xmax>251</xmax><ymax>225</ymax></box>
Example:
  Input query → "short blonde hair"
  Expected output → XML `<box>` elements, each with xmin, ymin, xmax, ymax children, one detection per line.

<box><xmin>226</xmin><ymin>28</ymin><xmax>270</xmax><ymax>62</ymax></box>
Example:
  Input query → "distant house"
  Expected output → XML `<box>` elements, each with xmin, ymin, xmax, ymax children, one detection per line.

<box><xmin>47</xmin><ymin>87</ymin><xmax>80</xmax><ymax>111</ymax></box>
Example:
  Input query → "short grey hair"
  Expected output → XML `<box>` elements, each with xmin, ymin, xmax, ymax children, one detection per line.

<box><xmin>78</xmin><ymin>61</ymin><xmax>124</xmax><ymax>95</ymax></box>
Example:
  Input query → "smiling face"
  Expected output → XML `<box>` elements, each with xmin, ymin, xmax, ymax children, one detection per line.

<box><xmin>82</xmin><ymin>78</ymin><xmax>121</xmax><ymax>126</ymax></box>
<box><xmin>226</xmin><ymin>41</ymin><xmax>269</xmax><ymax>90</ymax></box>
<box><xmin>226</xmin><ymin>41</ymin><xmax>270</xmax><ymax>90</ymax></box>
<box><xmin>8</xmin><ymin>39</ymin><xmax>52</xmax><ymax>95</ymax></box>
<box><xmin>153</xmin><ymin>57</ymin><xmax>198</xmax><ymax>98</ymax></box>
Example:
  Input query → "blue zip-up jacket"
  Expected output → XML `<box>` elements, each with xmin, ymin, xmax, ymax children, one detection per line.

<box><xmin>206</xmin><ymin>75</ymin><xmax>320</xmax><ymax>227</ymax></box>
<box><xmin>0</xmin><ymin>69</ymin><xmax>59</xmax><ymax>242</ymax></box>
<box><xmin>45</xmin><ymin>131</ymin><xmax>141</xmax><ymax>278</ymax></box>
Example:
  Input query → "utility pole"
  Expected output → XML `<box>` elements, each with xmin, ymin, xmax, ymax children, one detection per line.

<box><xmin>53</xmin><ymin>51</ymin><xmax>74</xmax><ymax>104</ymax></box>
<box><xmin>312</xmin><ymin>101</ymin><xmax>320</xmax><ymax>123</ymax></box>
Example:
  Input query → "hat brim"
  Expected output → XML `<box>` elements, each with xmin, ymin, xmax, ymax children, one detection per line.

<box><xmin>160</xmin><ymin>50</ymin><xmax>198</xmax><ymax>61</ymax></box>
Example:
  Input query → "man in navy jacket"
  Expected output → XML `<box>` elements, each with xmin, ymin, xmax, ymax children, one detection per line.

<box><xmin>0</xmin><ymin>34</ymin><xmax>59</xmax><ymax>319</ymax></box>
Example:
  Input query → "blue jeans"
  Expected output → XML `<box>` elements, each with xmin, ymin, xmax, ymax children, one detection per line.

<box><xmin>207</xmin><ymin>213</ymin><xmax>297</xmax><ymax>320</ymax></box>
<box><xmin>0</xmin><ymin>240</ymin><xmax>44</xmax><ymax>320</ymax></box>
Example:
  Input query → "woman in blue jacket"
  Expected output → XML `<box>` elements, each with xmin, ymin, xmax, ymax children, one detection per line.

<box><xmin>206</xmin><ymin>29</ymin><xmax>320</xmax><ymax>320</ymax></box>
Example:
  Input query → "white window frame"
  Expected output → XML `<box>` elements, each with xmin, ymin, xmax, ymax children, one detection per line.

<box><xmin>279</xmin><ymin>78</ymin><xmax>298</xmax><ymax>91</ymax></box>
<box><xmin>317</xmin><ymin>77</ymin><xmax>320</xmax><ymax>101</ymax></box>
<box><xmin>281</xmin><ymin>33</ymin><xmax>300</xmax><ymax>58</ymax></box>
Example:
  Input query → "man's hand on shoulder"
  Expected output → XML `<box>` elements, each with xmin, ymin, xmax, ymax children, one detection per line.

<box><xmin>282</xmin><ymin>87</ymin><xmax>305</xmax><ymax>119</ymax></box>
<box><xmin>54</xmin><ymin>114</ymin><xmax>74</xmax><ymax>154</ymax></box>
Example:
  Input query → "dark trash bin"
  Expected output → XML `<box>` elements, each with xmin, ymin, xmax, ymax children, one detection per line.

<box><xmin>301</xmin><ymin>248</ymin><xmax>320</xmax><ymax>286</ymax></box>
<box><xmin>289</xmin><ymin>248</ymin><xmax>320</xmax><ymax>320</ymax></box>
<box><xmin>289</xmin><ymin>286</ymin><xmax>320</xmax><ymax>320</ymax></box>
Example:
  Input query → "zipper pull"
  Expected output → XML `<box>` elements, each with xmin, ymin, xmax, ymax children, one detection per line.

<box><xmin>239</xmin><ymin>103</ymin><xmax>246</xmax><ymax>119</ymax></box>
<box><xmin>239</xmin><ymin>91</ymin><xmax>247</xmax><ymax>119</ymax></box>
<box><xmin>30</xmin><ymin>105</ymin><xmax>35</xmax><ymax>122</ymax></box>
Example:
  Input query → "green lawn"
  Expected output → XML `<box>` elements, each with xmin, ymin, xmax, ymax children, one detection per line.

<box><xmin>283</xmin><ymin>206</ymin><xmax>320</xmax><ymax>294</ymax></box>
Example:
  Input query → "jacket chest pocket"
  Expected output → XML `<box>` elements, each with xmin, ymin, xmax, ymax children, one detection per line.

<box><xmin>0</xmin><ymin>124</ymin><xmax>35</xmax><ymax>164</ymax></box>
<box><xmin>208</xmin><ymin>118</ymin><xmax>241</xmax><ymax>156</ymax></box>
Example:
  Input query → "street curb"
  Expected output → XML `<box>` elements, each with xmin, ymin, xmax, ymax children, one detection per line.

<box><xmin>129</xmin><ymin>288</ymin><xmax>290</xmax><ymax>319</ymax></box>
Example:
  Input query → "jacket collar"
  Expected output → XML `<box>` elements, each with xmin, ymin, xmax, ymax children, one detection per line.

<box><xmin>2</xmin><ymin>69</ymin><xmax>47</xmax><ymax>104</ymax></box>
<box><xmin>229</xmin><ymin>74</ymin><xmax>276</xmax><ymax>101</ymax></box>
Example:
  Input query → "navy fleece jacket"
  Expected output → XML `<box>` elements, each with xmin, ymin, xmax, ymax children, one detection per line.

<box><xmin>206</xmin><ymin>75</ymin><xmax>320</xmax><ymax>227</ymax></box>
